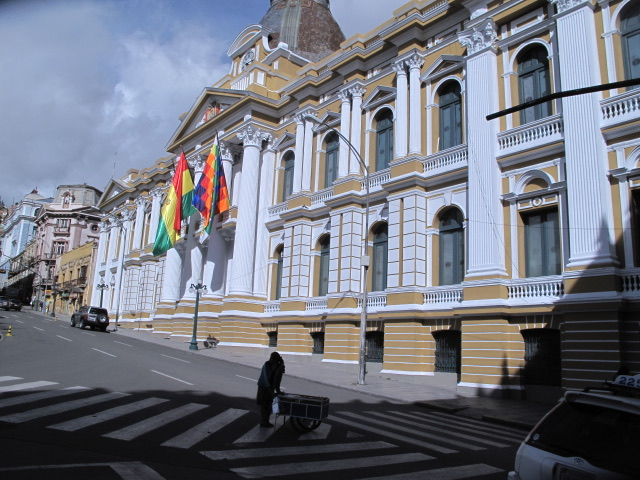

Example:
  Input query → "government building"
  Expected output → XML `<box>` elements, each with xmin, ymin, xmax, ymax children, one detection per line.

<box><xmin>91</xmin><ymin>0</ymin><xmax>640</xmax><ymax>400</ymax></box>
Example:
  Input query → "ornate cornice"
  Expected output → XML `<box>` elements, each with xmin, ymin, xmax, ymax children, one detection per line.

<box><xmin>237</xmin><ymin>125</ymin><xmax>272</xmax><ymax>148</ymax></box>
<box><xmin>549</xmin><ymin>0</ymin><xmax>592</xmax><ymax>14</ymax></box>
<box><xmin>458</xmin><ymin>18</ymin><xmax>497</xmax><ymax>55</ymax></box>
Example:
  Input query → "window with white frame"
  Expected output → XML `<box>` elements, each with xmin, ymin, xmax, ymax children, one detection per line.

<box><xmin>438</xmin><ymin>82</ymin><xmax>462</xmax><ymax>151</ymax></box>
<box><xmin>375</xmin><ymin>109</ymin><xmax>394</xmax><ymax>171</ymax></box>
<box><xmin>622</xmin><ymin>3</ymin><xmax>640</xmax><ymax>86</ymax></box>
<box><xmin>282</xmin><ymin>152</ymin><xmax>295</xmax><ymax>202</ymax></box>
<box><xmin>523</xmin><ymin>208</ymin><xmax>561</xmax><ymax>277</ymax></box>
<box><xmin>371</xmin><ymin>223</ymin><xmax>388</xmax><ymax>292</ymax></box>
<box><xmin>318</xmin><ymin>235</ymin><xmax>330</xmax><ymax>297</ymax></box>
<box><xmin>439</xmin><ymin>208</ymin><xmax>465</xmax><ymax>285</ymax></box>
<box><xmin>517</xmin><ymin>45</ymin><xmax>552</xmax><ymax>124</ymax></box>
<box><xmin>324</xmin><ymin>133</ymin><xmax>339</xmax><ymax>188</ymax></box>
<box><xmin>274</xmin><ymin>245</ymin><xmax>284</xmax><ymax>300</ymax></box>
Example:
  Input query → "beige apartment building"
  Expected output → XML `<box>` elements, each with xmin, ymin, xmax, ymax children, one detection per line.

<box><xmin>92</xmin><ymin>0</ymin><xmax>640</xmax><ymax>400</ymax></box>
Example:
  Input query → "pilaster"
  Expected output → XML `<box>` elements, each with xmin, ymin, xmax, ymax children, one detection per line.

<box><xmin>338</xmin><ymin>90</ymin><xmax>351</xmax><ymax>179</ymax></box>
<box><xmin>349</xmin><ymin>84</ymin><xmax>366</xmax><ymax>175</ymax></box>
<box><xmin>393</xmin><ymin>60</ymin><xmax>409</xmax><ymax>159</ymax></box>
<box><xmin>407</xmin><ymin>54</ymin><xmax>425</xmax><ymax>155</ymax></box>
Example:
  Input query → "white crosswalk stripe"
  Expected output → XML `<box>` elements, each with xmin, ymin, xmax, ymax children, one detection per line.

<box><xmin>0</xmin><ymin>380</ymin><xmax>57</xmax><ymax>393</ymax></box>
<box><xmin>103</xmin><ymin>402</ymin><xmax>208</xmax><ymax>441</ymax></box>
<box><xmin>202</xmin><ymin>440</ymin><xmax>397</xmax><ymax>461</ymax></box>
<box><xmin>421</xmin><ymin>410</ymin><xmax>526</xmax><ymax>441</ymax></box>
<box><xmin>0</xmin><ymin>391</ymin><xmax>129</xmax><ymax>423</ymax></box>
<box><xmin>233</xmin><ymin>421</ymin><xmax>286</xmax><ymax>444</ymax></box>
<box><xmin>358</xmin><ymin>463</ymin><xmax>504</xmax><ymax>480</ymax></box>
<box><xmin>369</xmin><ymin>411</ymin><xmax>512</xmax><ymax>448</ymax></box>
<box><xmin>0</xmin><ymin>387</ymin><xmax>89</xmax><ymax>409</ymax></box>
<box><xmin>0</xmin><ymin>376</ymin><xmax>22</xmax><ymax>383</ymax></box>
<box><xmin>161</xmin><ymin>408</ymin><xmax>249</xmax><ymax>449</ymax></box>
<box><xmin>231</xmin><ymin>452</ymin><xmax>433</xmax><ymax>478</ymax></box>
<box><xmin>49</xmin><ymin>397</ymin><xmax>170</xmax><ymax>432</ymax></box>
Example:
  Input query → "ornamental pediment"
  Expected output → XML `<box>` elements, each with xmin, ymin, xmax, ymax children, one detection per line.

<box><xmin>421</xmin><ymin>55</ymin><xmax>465</xmax><ymax>83</ymax></box>
<box><xmin>362</xmin><ymin>86</ymin><xmax>396</xmax><ymax>111</ymax></box>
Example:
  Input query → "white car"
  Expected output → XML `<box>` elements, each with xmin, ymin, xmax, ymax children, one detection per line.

<box><xmin>509</xmin><ymin>375</ymin><xmax>640</xmax><ymax>480</ymax></box>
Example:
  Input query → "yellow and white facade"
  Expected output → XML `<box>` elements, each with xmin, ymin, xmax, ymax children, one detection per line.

<box><xmin>91</xmin><ymin>0</ymin><xmax>640</xmax><ymax>399</ymax></box>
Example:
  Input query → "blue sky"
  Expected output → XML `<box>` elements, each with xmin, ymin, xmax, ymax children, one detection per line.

<box><xmin>0</xmin><ymin>0</ymin><xmax>408</xmax><ymax>205</ymax></box>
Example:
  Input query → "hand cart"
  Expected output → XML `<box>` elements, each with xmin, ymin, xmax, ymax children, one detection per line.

<box><xmin>274</xmin><ymin>393</ymin><xmax>330</xmax><ymax>432</ymax></box>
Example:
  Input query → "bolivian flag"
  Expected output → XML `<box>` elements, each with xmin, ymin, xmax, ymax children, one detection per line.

<box><xmin>193</xmin><ymin>142</ymin><xmax>230</xmax><ymax>239</ymax></box>
<box><xmin>152</xmin><ymin>152</ymin><xmax>197</xmax><ymax>256</ymax></box>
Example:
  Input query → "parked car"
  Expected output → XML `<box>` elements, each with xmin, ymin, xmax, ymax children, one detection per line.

<box><xmin>509</xmin><ymin>374</ymin><xmax>640</xmax><ymax>480</ymax></box>
<box><xmin>70</xmin><ymin>306</ymin><xmax>110</xmax><ymax>332</ymax></box>
<box><xmin>0</xmin><ymin>297</ymin><xmax>21</xmax><ymax>311</ymax></box>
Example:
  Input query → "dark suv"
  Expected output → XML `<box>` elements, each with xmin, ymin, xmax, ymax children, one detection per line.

<box><xmin>70</xmin><ymin>306</ymin><xmax>110</xmax><ymax>332</ymax></box>
<box><xmin>0</xmin><ymin>297</ymin><xmax>21</xmax><ymax>311</ymax></box>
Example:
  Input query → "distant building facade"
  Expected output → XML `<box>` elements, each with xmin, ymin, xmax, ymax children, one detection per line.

<box><xmin>33</xmin><ymin>184</ymin><xmax>102</xmax><ymax>308</ymax></box>
<box><xmin>54</xmin><ymin>241</ymin><xmax>98</xmax><ymax>315</ymax></box>
<box><xmin>93</xmin><ymin>0</ymin><xmax>640</xmax><ymax>400</ymax></box>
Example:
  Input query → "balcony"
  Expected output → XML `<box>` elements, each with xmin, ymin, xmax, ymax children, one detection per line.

<box><xmin>306</xmin><ymin>298</ymin><xmax>328</xmax><ymax>311</ymax></box>
<box><xmin>423</xmin><ymin>285</ymin><xmax>463</xmax><ymax>305</ymax></box>
<box><xmin>601</xmin><ymin>88</ymin><xmax>640</xmax><ymax>130</ymax></box>
<box><xmin>497</xmin><ymin>115</ymin><xmax>564</xmax><ymax>157</ymax></box>
<box><xmin>422</xmin><ymin>144</ymin><xmax>468</xmax><ymax>175</ymax></box>
<box><xmin>508</xmin><ymin>276</ymin><xmax>564</xmax><ymax>305</ymax></box>
<box><xmin>621</xmin><ymin>269</ymin><xmax>640</xmax><ymax>298</ymax></box>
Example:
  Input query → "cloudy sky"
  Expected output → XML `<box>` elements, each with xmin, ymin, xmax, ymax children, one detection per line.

<box><xmin>0</xmin><ymin>0</ymin><xmax>408</xmax><ymax>206</ymax></box>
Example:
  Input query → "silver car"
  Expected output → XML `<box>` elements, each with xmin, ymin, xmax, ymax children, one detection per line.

<box><xmin>509</xmin><ymin>376</ymin><xmax>640</xmax><ymax>480</ymax></box>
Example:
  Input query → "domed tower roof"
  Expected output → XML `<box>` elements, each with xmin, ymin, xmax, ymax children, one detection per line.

<box><xmin>260</xmin><ymin>0</ymin><xmax>345</xmax><ymax>63</ymax></box>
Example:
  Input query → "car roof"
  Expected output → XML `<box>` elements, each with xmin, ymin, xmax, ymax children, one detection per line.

<box><xmin>565</xmin><ymin>390</ymin><xmax>640</xmax><ymax>415</ymax></box>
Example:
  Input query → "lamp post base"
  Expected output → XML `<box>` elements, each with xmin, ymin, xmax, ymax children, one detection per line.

<box><xmin>189</xmin><ymin>339</ymin><xmax>199</xmax><ymax>351</ymax></box>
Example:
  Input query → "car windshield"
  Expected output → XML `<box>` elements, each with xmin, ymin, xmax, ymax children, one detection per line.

<box><xmin>527</xmin><ymin>400</ymin><xmax>640</xmax><ymax>477</ymax></box>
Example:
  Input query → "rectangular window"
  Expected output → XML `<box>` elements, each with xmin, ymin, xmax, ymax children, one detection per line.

<box><xmin>524</xmin><ymin>209</ymin><xmax>561</xmax><ymax>277</ymax></box>
<box><xmin>439</xmin><ymin>102</ymin><xmax>461</xmax><ymax>150</ymax></box>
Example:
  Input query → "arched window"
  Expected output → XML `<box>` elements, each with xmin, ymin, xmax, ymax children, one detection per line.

<box><xmin>622</xmin><ymin>3</ymin><xmax>640</xmax><ymax>86</ymax></box>
<box><xmin>518</xmin><ymin>45</ymin><xmax>552</xmax><ymax>124</ymax></box>
<box><xmin>324</xmin><ymin>133</ymin><xmax>339</xmax><ymax>188</ymax></box>
<box><xmin>375</xmin><ymin>110</ymin><xmax>394</xmax><ymax>171</ymax></box>
<box><xmin>438</xmin><ymin>82</ymin><xmax>462</xmax><ymax>151</ymax></box>
<box><xmin>275</xmin><ymin>246</ymin><xmax>284</xmax><ymax>300</ymax></box>
<box><xmin>439</xmin><ymin>209</ymin><xmax>465</xmax><ymax>285</ymax></box>
<box><xmin>318</xmin><ymin>236</ymin><xmax>330</xmax><ymax>297</ymax></box>
<box><xmin>372</xmin><ymin>223</ymin><xmax>388</xmax><ymax>292</ymax></box>
<box><xmin>282</xmin><ymin>152</ymin><xmax>295</xmax><ymax>202</ymax></box>
<box><xmin>523</xmin><ymin>208</ymin><xmax>561</xmax><ymax>277</ymax></box>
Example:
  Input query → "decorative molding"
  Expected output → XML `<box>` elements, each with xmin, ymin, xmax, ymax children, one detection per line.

<box><xmin>406</xmin><ymin>53</ymin><xmax>425</xmax><ymax>70</ymax></box>
<box><xmin>457</xmin><ymin>18</ymin><xmax>497</xmax><ymax>55</ymax></box>
<box><xmin>237</xmin><ymin>125</ymin><xmax>272</xmax><ymax>148</ymax></box>
<box><xmin>549</xmin><ymin>0</ymin><xmax>592</xmax><ymax>14</ymax></box>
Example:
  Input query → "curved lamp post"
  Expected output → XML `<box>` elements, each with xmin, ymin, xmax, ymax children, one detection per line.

<box><xmin>304</xmin><ymin>114</ymin><xmax>371</xmax><ymax>385</ymax></box>
<box><xmin>96</xmin><ymin>280</ymin><xmax>109</xmax><ymax>308</ymax></box>
<box><xmin>188</xmin><ymin>283</ymin><xmax>207</xmax><ymax>351</ymax></box>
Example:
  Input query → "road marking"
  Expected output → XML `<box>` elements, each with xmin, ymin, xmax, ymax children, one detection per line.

<box><xmin>236</xmin><ymin>375</ymin><xmax>254</xmax><ymax>381</ymax></box>
<box><xmin>232</xmin><ymin>452</ymin><xmax>433</xmax><ymax>478</ymax></box>
<box><xmin>33</xmin><ymin>326</ymin><xmax>44</xmax><ymax>331</ymax></box>
<box><xmin>0</xmin><ymin>376</ymin><xmax>22</xmax><ymax>382</ymax></box>
<box><xmin>202</xmin><ymin>441</ymin><xmax>397</xmax><ymax>461</ymax></box>
<box><xmin>92</xmin><ymin>348</ymin><xmax>116</xmax><ymax>357</ymax></box>
<box><xmin>0</xmin><ymin>387</ymin><xmax>89</xmax><ymax>408</ymax></box>
<box><xmin>162</xmin><ymin>408</ymin><xmax>248</xmax><ymax>448</ymax></box>
<box><xmin>330</xmin><ymin>412</ymin><xmax>457</xmax><ymax>454</ymax></box>
<box><xmin>103</xmin><ymin>403</ymin><xmax>208</xmax><ymax>441</ymax></box>
<box><xmin>56</xmin><ymin>335</ymin><xmax>72</xmax><ymax>342</ymax></box>
<box><xmin>299</xmin><ymin>422</ymin><xmax>331</xmax><ymax>440</ymax></box>
<box><xmin>0</xmin><ymin>462</ymin><xmax>166</xmax><ymax>480</ymax></box>
<box><xmin>423</xmin><ymin>410</ymin><xmax>526</xmax><ymax>439</ymax></box>
<box><xmin>0</xmin><ymin>380</ymin><xmax>57</xmax><ymax>393</ymax></box>
<box><xmin>83</xmin><ymin>332</ymin><xmax>96</xmax><ymax>336</ymax></box>
<box><xmin>358</xmin><ymin>463</ymin><xmax>504</xmax><ymax>480</ymax></box>
<box><xmin>234</xmin><ymin>422</ymin><xmax>286</xmax><ymax>444</ymax></box>
<box><xmin>373</xmin><ymin>411</ymin><xmax>511</xmax><ymax>448</ymax></box>
<box><xmin>151</xmin><ymin>370</ymin><xmax>193</xmax><ymax>385</ymax></box>
<box><xmin>161</xmin><ymin>354</ymin><xmax>190</xmax><ymax>363</ymax></box>
<box><xmin>0</xmin><ymin>391</ymin><xmax>129</xmax><ymax>423</ymax></box>
<box><xmin>15</xmin><ymin>319</ymin><xmax>24</xmax><ymax>323</ymax></box>
<box><xmin>114</xmin><ymin>341</ymin><xmax>133</xmax><ymax>347</ymax></box>
<box><xmin>50</xmin><ymin>397</ymin><xmax>169</xmax><ymax>432</ymax></box>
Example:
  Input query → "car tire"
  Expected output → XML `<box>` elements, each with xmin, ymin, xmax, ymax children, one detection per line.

<box><xmin>80</xmin><ymin>319</ymin><xmax>86</xmax><ymax>329</ymax></box>
<box><xmin>100</xmin><ymin>327</ymin><xmax>107</xmax><ymax>332</ymax></box>
<box><xmin>70</xmin><ymin>318</ymin><xmax>75</xmax><ymax>327</ymax></box>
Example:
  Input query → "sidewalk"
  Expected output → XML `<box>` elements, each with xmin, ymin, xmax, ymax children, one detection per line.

<box><xmin>46</xmin><ymin>310</ymin><xmax>552</xmax><ymax>431</ymax></box>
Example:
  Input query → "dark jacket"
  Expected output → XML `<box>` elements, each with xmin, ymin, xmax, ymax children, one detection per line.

<box><xmin>256</xmin><ymin>352</ymin><xmax>285</xmax><ymax>405</ymax></box>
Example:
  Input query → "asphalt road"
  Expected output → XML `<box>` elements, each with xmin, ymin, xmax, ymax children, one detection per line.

<box><xmin>0</xmin><ymin>310</ymin><xmax>522</xmax><ymax>479</ymax></box>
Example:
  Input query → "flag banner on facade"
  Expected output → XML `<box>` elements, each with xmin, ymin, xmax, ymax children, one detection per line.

<box><xmin>192</xmin><ymin>142</ymin><xmax>230</xmax><ymax>241</ymax></box>
<box><xmin>152</xmin><ymin>152</ymin><xmax>197</xmax><ymax>256</ymax></box>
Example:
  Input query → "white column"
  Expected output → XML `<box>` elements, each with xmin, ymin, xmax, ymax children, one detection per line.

<box><xmin>393</xmin><ymin>60</ymin><xmax>408</xmax><ymax>159</ymax></box>
<box><xmin>293</xmin><ymin>115</ymin><xmax>305</xmax><ymax>194</ymax></box>
<box><xmin>349</xmin><ymin>84</ymin><xmax>365</xmax><ymax>175</ymax></box>
<box><xmin>338</xmin><ymin>90</ymin><xmax>351</xmax><ymax>179</ymax></box>
<box><xmin>254</xmin><ymin>146</ymin><xmax>277</xmax><ymax>297</ymax></box>
<box><xmin>302</xmin><ymin>116</ymin><xmax>313</xmax><ymax>192</ymax></box>
<box><xmin>230</xmin><ymin>126</ymin><xmax>271</xmax><ymax>296</ymax></box>
<box><xmin>551</xmin><ymin>0</ymin><xmax>617</xmax><ymax>267</ymax></box>
<box><xmin>149</xmin><ymin>188</ymin><xmax>163</xmax><ymax>243</ymax></box>
<box><xmin>458</xmin><ymin>19</ymin><xmax>506</xmax><ymax>277</ymax></box>
<box><xmin>407</xmin><ymin>54</ymin><xmax>424</xmax><ymax>155</ymax></box>
<box><xmin>132</xmin><ymin>198</ymin><xmax>146</xmax><ymax>251</ymax></box>
<box><xmin>160</xmin><ymin>245</ymin><xmax>184</xmax><ymax>303</ymax></box>
<box><xmin>220</xmin><ymin>142</ymin><xmax>235</xmax><ymax>203</ymax></box>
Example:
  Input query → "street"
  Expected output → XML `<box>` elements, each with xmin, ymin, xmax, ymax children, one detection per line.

<box><xmin>0</xmin><ymin>310</ymin><xmax>522</xmax><ymax>479</ymax></box>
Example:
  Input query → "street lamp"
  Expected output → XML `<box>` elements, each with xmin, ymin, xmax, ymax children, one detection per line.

<box><xmin>96</xmin><ymin>279</ymin><xmax>109</xmax><ymax>308</ymax></box>
<box><xmin>304</xmin><ymin>114</ymin><xmax>370</xmax><ymax>385</ymax></box>
<box><xmin>188</xmin><ymin>283</ymin><xmax>207</xmax><ymax>351</ymax></box>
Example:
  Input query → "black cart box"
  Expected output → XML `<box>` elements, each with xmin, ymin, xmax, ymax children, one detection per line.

<box><xmin>277</xmin><ymin>394</ymin><xmax>330</xmax><ymax>420</ymax></box>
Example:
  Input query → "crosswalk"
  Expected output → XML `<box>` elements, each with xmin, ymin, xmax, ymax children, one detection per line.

<box><xmin>0</xmin><ymin>376</ymin><xmax>523</xmax><ymax>479</ymax></box>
